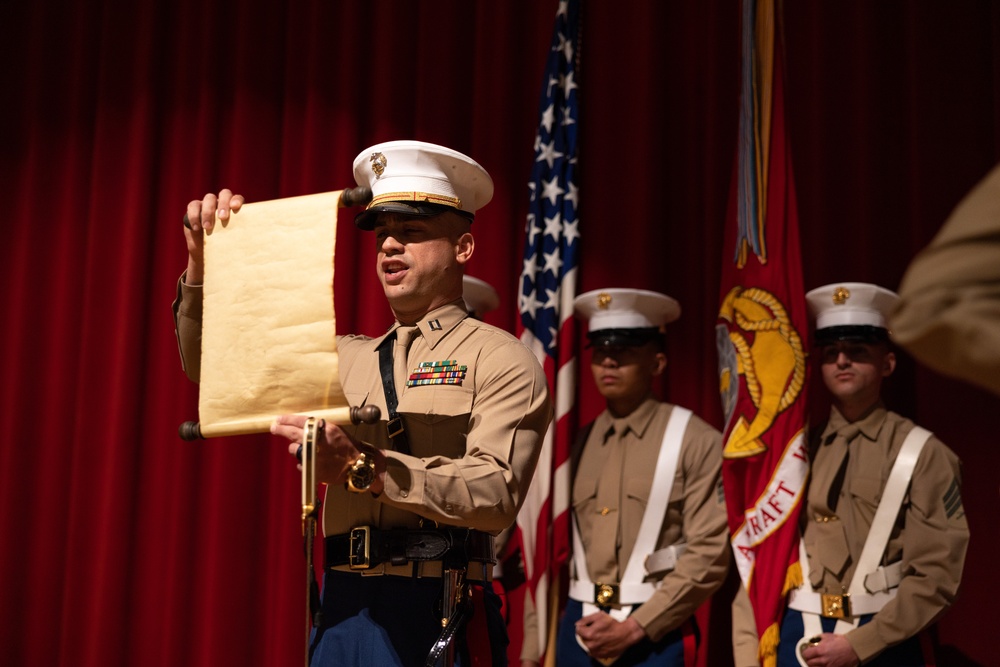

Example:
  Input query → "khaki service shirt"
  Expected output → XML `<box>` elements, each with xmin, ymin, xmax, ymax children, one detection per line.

<box><xmin>173</xmin><ymin>274</ymin><xmax>203</xmax><ymax>382</ymax></box>
<box><xmin>526</xmin><ymin>398</ymin><xmax>728</xmax><ymax>656</ymax></box>
<box><xmin>730</xmin><ymin>582</ymin><xmax>761</xmax><ymax>667</ymax></box>
<box><xmin>892</xmin><ymin>161</ymin><xmax>1000</xmax><ymax>397</ymax></box>
<box><xmin>803</xmin><ymin>405</ymin><xmax>968</xmax><ymax>663</ymax></box>
<box><xmin>331</xmin><ymin>301</ymin><xmax>551</xmax><ymax>537</ymax></box>
<box><xmin>173</xmin><ymin>282</ymin><xmax>552</xmax><ymax>542</ymax></box>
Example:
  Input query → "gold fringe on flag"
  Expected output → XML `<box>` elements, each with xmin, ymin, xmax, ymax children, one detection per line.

<box><xmin>783</xmin><ymin>559</ymin><xmax>803</xmax><ymax>595</ymax></box>
<box><xmin>758</xmin><ymin>621</ymin><xmax>780</xmax><ymax>667</ymax></box>
<box><xmin>756</xmin><ymin>561</ymin><xmax>804</xmax><ymax>666</ymax></box>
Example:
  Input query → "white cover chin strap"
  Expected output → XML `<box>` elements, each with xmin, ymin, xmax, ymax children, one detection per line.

<box><xmin>793</xmin><ymin>426</ymin><xmax>931</xmax><ymax>666</ymax></box>
<box><xmin>571</xmin><ymin>407</ymin><xmax>691</xmax><ymax>654</ymax></box>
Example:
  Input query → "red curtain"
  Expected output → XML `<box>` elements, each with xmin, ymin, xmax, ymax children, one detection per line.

<box><xmin>1</xmin><ymin>1</ymin><xmax>995</xmax><ymax>666</ymax></box>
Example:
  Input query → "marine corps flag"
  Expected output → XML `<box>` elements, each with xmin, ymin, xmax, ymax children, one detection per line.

<box><xmin>716</xmin><ymin>1</ymin><xmax>810</xmax><ymax>665</ymax></box>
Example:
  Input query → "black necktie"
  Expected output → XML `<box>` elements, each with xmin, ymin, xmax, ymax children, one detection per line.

<box><xmin>826</xmin><ymin>424</ymin><xmax>860</xmax><ymax>512</ymax></box>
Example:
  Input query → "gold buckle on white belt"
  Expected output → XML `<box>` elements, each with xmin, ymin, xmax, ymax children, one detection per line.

<box><xmin>820</xmin><ymin>593</ymin><xmax>851</xmax><ymax>619</ymax></box>
<box><xmin>594</xmin><ymin>583</ymin><xmax>619</xmax><ymax>606</ymax></box>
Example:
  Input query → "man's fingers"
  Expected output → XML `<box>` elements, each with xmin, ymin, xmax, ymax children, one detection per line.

<box><xmin>201</xmin><ymin>192</ymin><xmax>218</xmax><ymax>232</ymax></box>
<box><xmin>274</xmin><ymin>414</ymin><xmax>309</xmax><ymax>428</ymax></box>
<box><xmin>217</xmin><ymin>188</ymin><xmax>233</xmax><ymax>221</ymax></box>
<box><xmin>270</xmin><ymin>414</ymin><xmax>313</xmax><ymax>442</ymax></box>
<box><xmin>185</xmin><ymin>201</ymin><xmax>203</xmax><ymax>233</ymax></box>
<box><xmin>217</xmin><ymin>188</ymin><xmax>244</xmax><ymax>221</ymax></box>
<box><xmin>186</xmin><ymin>191</ymin><xmax>242</xmax><ymax>236</ymax></box>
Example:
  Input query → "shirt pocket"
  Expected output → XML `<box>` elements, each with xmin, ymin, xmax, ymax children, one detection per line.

<box><xmin>846</xmin><ymin>473</ymin><xmax>882</xmax><ymax>523</ymax></box>
<box><xmin>398</xmin><ymin>385</ymin><xmax>474</xmax><ymax>458</ymax></box>
<box><xmin>808</xmin><ymin>520</ymin><xmax>851</xmax><ymax>583</ymax></box>
<box><xmin>345</xmin><ymin>390</ymin><xmax>370</xmax><ymax>408</ymax></box>
<box><xmin>622</xmin><ymin>477</ymin><xmax>653</xmax><ymax>546</ymax></box>
<box><xmin>624</xmin><ymin>476</ymin><xmax>651</xmax><ymax>511</ymax></box>
<box><xmin>624</xmin><ymin>466</ymin><xmax>683</xmax><ymax>516</ymax></box>
<box><xmin>571</xmin><ymin>468</ymin><xmax>598</xmax><ymax>511</ymax></box>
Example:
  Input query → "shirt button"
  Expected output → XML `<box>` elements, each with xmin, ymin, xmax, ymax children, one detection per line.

<box><xmin>601</xmin><ymin>507</ymin><xmax>611</xmax><ymax>516</ymax></box>
<box><xmin>400</xmin><ymin>490</ymin><xmax>408</xmax><ymax>498</ymax></box>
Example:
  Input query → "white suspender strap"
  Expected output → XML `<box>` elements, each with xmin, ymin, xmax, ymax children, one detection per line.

<box><xmin>643</xmin><ymin>543</ymin><xmax>687</xmax><ymax>576</ymax></box>
<box><xmin>569</xmin><ymin>407</ymin><xmax>691</xmax><ymax>624</ymax></box>
<box><xmin>830</xmin><ymin>425</ymin><xmax>931</xmax><ymax>632</ymax></box>
<box><xmin>792</xmin><ymin>425</ymin><xmax>932</xmax><ymax>655</ymax></box>
<box><xmin>849</xmin><ymin>426</ymin><xmax>930</xmax><ymax>597</ymax></box>
<box><xmin>796</xmin><ymin>540</ymin><xmax>822</xmax><ymax>666</ymax></box>
<box><xmin>570</xmin><ymin>514</ymin><xmax>592</xmax><ymax>587</ymax></box>
<box><xmin>622</xmin><ymin>407</ymin><xmax>691</xmax><ymax>586</ymax></box>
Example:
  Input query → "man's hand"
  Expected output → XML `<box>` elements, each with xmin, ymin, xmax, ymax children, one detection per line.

<box><xmin>575</xmin><ymin>611</ymin><xmax>646</xmax><ymax>661</ymax></box>
<box><xmin>800</xmin><ymin>633</ymin><xmax>860</xmax><ymax>667</ymax></box>
<box><xmin>183</xmin><ymin>189</ymin><xmax>244</xmax><ymax>285</ymax></box>
<box><xmin>271</xmin><ymin>415</ymin><xmax>385</xmax><ymax>493</ymax></box>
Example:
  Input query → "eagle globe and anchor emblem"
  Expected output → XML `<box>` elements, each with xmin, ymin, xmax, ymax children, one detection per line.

<box><xmin>716</xmin><ymin>286</ymin><xmax>806</xmax><ymax>458</ymax></box>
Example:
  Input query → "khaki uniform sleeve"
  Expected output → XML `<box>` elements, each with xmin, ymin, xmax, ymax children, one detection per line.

<box><xmin>378</xmin><ymin>335</ymin><xmax>552</xmax><ymax>533</ymax></box>
<box><xmin>845</xmin><ymin>436</ymin><xmax>969</xmax><ymax>663</ymax></box>
<box><xmin>628</xmin><ymin>417</ymin><xmax>730</xmax><ymax>641</ymax></box>
<box><xmin>171</xmin><ymin>272</ymin><xmax>203</xmax><ymax>382</ymax></box>
<box><xmin>731</xmin><ymin>582</ymin><xmax>761</xmax><ymax>667</ymax></box>
<box><xmin>892</xmin><ymin>161</ymin><xmax>1000</xmax><ymax>396</ymax></box>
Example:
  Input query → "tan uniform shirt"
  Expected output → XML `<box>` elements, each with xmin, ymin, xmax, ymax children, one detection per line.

<box><xmin>804</xmin><ymin>405</ymin><xmax>968</xmax><ymax>663</ymax></box>
<box><xmin>173</xmin><ymin>282</ymin><xmax>552</xmax><ymax>542</ymax></box>
<box><xmin>547</xmin><ymin>398</ymin><xmax>729</xmax><ymax>652</ymax></box>
<box><xmin>730</xmin><ymin>582</ymin><xmax>761</xmax><ymax>667</ymax></box>
<box><xmin>173</xmin><ymin>276</ymin><xmax>203</xmax><ymax>382</ymax></box>
<box><xmin>892</xmin><ymin>161</ymin><xmax>1000</xmax><ymax>397</ymax></box>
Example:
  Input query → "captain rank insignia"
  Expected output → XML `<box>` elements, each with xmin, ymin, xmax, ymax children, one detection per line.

<box><xmin>407</xmin><ymin>360</ymin><xmax>468</xmax><ymax>387</ymax></box>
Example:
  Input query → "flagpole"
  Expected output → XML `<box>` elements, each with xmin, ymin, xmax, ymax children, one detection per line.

<box><xmin>516</xmin><ymin>0</ymin><xmax>583</xmax><ymax>662</ymax></box>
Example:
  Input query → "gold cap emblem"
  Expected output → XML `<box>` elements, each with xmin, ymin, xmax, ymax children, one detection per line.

<box><xmin>597</xmin><ymin>292</ymin><xmax>612</xmax><ymax>310</ymax></box>
<box><xmin>369</xmin><ymin>152</ymin><xmax>387</xmax><ymax>178</ymax></box>
<box><xmin>832</xmin><ymin>286</ymin><xmax>850</xmax><ymax>305</ymax></box>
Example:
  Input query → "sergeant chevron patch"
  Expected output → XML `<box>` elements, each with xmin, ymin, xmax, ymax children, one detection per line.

<box><xmin>943</xmin><ymin>477</ymin><xmax>964</xmax><ymax>519</ymax></box>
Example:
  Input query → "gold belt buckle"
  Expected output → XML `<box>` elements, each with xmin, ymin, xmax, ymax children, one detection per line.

<box><xmin>349</xmin><ymin>526</ymin><xmax>371</xmax><ymax>570</ymax></box>
<box><xmin>594</xmin><ymin>582</ymin><xmax>620</xmax><ymax>606</ymax></box>
<box><xmin>820</xmin><ymin>593</ymin><xmax>851</xmax><ymax>619</ymax></box>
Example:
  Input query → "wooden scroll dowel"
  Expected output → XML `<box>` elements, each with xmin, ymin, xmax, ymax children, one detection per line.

<box><xmin>178</xmin><ymin>405</ymin><xmax>381</xmax><ymax>441</ymax></box>
<box><xmin>338</xmin><ymin>186</ymin><xmax>372</xmax><ymax>208</ymax></box>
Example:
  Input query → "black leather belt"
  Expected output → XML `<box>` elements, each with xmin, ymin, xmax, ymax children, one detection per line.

<box><xmin>325</xmin><ymin>526</ymin><xmax>496</xmax><ymax>574</ymax></box>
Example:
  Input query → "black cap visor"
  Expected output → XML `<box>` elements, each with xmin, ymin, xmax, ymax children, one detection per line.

<box><xmin>586</xmin><ymin>328</ymin><xmax>662</xmax><ymax>349</ymax></box>
<box><xmin>354</xmin><ymin>202</ymin><xmax>474</xmax><ymax>230</ymax></box>
<box><xmin>814</xmin><ymin>325</ymin><xmax>889</xmax><ymax>346</ymax></box>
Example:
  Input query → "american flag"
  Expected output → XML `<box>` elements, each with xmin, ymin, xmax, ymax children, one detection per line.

<box><xmin>516</xmin><ymin>0</ymin><xmax>581</xmax><ymax>659</ymax></box>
